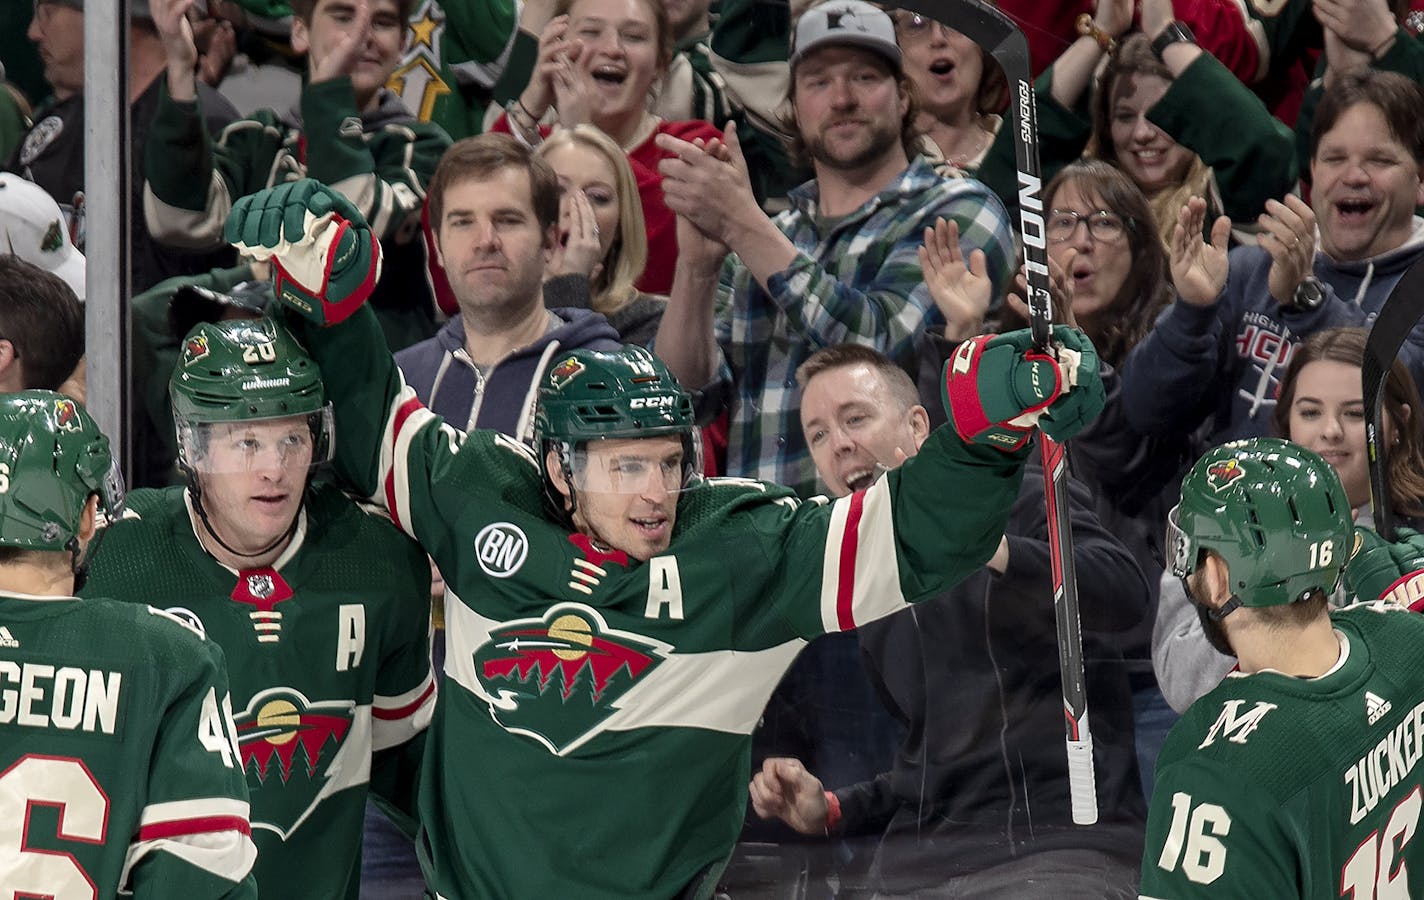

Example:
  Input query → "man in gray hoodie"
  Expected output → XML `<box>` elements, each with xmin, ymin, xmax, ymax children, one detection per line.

<box><xmin>394</xmin><ymin>134</ymin><xmax>620</xmax><ymax>442</ymax></box>
<box><xmin>1120</xmin><ymin>69</ymin><xmax>1424</xmax><ymax>451</ymax></box>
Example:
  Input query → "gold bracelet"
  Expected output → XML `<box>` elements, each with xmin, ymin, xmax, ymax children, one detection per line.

<box><xmin>1076</xmin><ymin>13</ymin><xmax>1118</xmax><ymax>55</ymax></box>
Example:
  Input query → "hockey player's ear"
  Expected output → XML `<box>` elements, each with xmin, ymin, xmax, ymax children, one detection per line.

<box><xmin>546</xmin><ymin>448</ymin><xmax>573</xmax><ymax>501</ymax></box>
<box><xmin>77</xmin><ymin>495</ymin><xmax>100</xmax><ymax>545</ymax></box>
<box><xmin>1197</xmin><ymin>553</ymin><xmax>1233</xmax><ymax>612</ymax></box>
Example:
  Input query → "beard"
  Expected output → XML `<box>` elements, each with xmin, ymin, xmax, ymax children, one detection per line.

<box><xmin>803</xmin><ymin>116</ymin><xmax>901</xmax><ymax>172</ymax></box>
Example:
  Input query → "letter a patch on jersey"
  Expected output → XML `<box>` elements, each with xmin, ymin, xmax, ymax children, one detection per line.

<box><xmin>474</xmin><ymin>603</ymin><xmax>670</xmax><ymax>755</ymax></box>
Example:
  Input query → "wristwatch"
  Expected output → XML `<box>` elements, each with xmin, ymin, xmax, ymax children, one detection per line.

<box><xmin>1292</xmin><ymin>276</ymin><xmax>1326</xmax><ymax>311</ymax></box>
<box><xmin>1150</xmin><ymin>21</ymin><xmax>1196</xmax><ymax>60</ymax></box>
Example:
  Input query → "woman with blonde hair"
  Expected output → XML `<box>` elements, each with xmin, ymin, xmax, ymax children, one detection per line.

<box><xmin>537</xmin><ymin>124</ymin><xmax>667</xmax><ymax>346</ymax></box>
<box><xmin>494</xmin><ymin>0</ymin><xmax>720</xmax><ymax>294</ymax></box>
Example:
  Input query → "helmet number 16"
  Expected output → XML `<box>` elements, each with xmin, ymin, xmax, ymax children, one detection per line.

<box><xmin>1310</xmin><ymin>540</ymin><xmax>1335</xmax><ymax>569</ymax></box>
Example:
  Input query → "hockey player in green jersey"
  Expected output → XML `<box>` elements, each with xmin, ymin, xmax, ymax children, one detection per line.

<box><xmin>80</xmin><ymin>316</ymin><xmax>437</xmax><ymax>900</ymax></box>
<box><xmin>1142</xmin><ymin>436</ymin><xmax>1424</xmax><ymax>898</ymax></box>
<box><xmin>221</xmin><ymin>177</ymin><xmax>1105</xmax><ymax>898</ymax></box>
<box><xmin>0</xmin><ymin>391</ymin><xmax>258</xmax><ymax>898</ymax></box>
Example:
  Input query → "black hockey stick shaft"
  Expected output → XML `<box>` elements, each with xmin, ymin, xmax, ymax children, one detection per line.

<box><xmin>895</xmin><ymin>0</ymin><xmax>1097</xmax><ymax>825</ymax></box>
<box><xmin>1364</xmin><ymin>257</ymin><xmax>1424</xmax><ymax>541</ymax></box>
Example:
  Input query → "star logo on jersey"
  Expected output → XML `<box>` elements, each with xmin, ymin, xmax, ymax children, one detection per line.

<box><xmin>1205</xmin><ymin>459</ymin><xmax>1246</xmax><ymax>493</ymax></box>
<box><xmin>233</xmin><ymin>687</ymin><xmax>356</xmax><ymax>839</ymax></box>
<box><xmin>548</xmin><ymin>356</ymin><xmax>586</xmax><ymax>391</ymax></box>
<box><xmin>474</xmin><ymin>603</ymin><xmax>669</xmax><ymax>755</ymax></box>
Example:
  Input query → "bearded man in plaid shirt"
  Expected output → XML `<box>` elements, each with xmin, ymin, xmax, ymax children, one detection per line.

<box><xmin>655</xmin><ymin>0</ymin><xmax>1015</xmax><ymax>500</ymax></box>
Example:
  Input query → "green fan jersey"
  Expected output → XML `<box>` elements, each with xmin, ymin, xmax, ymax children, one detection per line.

<box><xmin>0</xmin><ymin>592</ymin><xmax>257</xmax><ymax>898</ymax></box>
<box><xmin>284</xmin><ymin>305</ymin><xmax>1029</xmax><ymax>899</ymax></box>
<box><xmin>1141</xmin><ymin>603</ymin><xmax>1424</xmax><ymax>898</ymax></box>
<box><xmin>81</xmin><ymin>482</ymin><xmax>436</xmax><ymax>900</ymax></box>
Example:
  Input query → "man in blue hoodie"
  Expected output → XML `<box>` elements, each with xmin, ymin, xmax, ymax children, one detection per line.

<box><xmin>394</xmin><ymin>133</ymin><xmax>620</xmax><ymax>442</ymax></box>
<box><xmin>1120</xmin><ymin>69</ymin><xmax>1424</xmax><ymax>447</ymax></box>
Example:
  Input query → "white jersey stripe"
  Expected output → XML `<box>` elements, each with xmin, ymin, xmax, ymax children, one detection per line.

<box><xmin>121</xmin><ymin>817</ymin><xmax>256</xmax><ymax>888</ymax></box>
<box><xmin>818</xmin><ymin>476</ymin><xmax>909</xmax><ymax>633</ymax></box>
<box><xmin>138</xmin><ymin>797</ymin><xmax>250</xmax><ymax>827</ymax></box>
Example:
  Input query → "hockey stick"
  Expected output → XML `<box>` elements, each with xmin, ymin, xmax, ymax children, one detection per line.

<box><xmin>1364</xmin><ymin>258</ymin><xmax>1424</xmax><ymax>541</ymax></box>
<box><xmin>893</xmin><ymin>0</ymin><xmax>1098</xmax><ymax>825</ymax></box>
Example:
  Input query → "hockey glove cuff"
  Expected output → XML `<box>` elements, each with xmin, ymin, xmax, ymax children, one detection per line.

<box><xmin>1346</xmin><ymin>525</ymin><xmax>1424</xmax><ymax>609</ymax></box>
<box><xmin>225</xmin><ymin>178</ymin><xmax>382</xmax><ymax>326</ymax></box>
<box><xmin>942</xmin><ymin>328</ymin><xmax>1102</xmax><ymax>450</ymax></box>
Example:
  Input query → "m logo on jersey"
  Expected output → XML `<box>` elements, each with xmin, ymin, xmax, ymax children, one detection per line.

<box><xmin>1198</xmin><ymin>699</ymin><xmax>1277</xmax><ymax>749</ymax></box>
<box><xmin>474</xmin><ymin>604</ymin><xmax>669</xmax><ymax>755</ymax></box>
<box><xmin>233</xmin><ymin>687</ymin><xmax>354</xmax><ymax>836</ymax></box>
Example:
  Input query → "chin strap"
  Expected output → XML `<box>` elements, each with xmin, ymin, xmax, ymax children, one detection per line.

<box><xmin>1190</xmin><ymin>579</ymin><xmax>1244</xmax><ymax>657</ymax></box>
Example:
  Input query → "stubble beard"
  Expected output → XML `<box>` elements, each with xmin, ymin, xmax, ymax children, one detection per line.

<box><xmin>805</xmin><ymin>117</ymin><xmax>901</xmax><ymax>173</ymax></box>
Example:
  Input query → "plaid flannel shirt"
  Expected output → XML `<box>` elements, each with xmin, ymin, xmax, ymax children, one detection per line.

<box><xmin>713</xmin><ymin>157</ymin><xmax>1015</xmax><ymax>497</ymax></box>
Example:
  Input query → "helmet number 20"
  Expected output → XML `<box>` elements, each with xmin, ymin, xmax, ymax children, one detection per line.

<box><xmin>241</xmin><ymin>341</ymin><xmax>277</xmax><ymax>364</ymax></box>
<box><xmin>1310</xmin><ymin>540</ymin><xmax>1335</xmax><ymax>569</ymax></box>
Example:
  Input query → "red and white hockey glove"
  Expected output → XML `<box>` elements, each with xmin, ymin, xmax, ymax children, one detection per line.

<box><xmin>225</xmin><ymin>178</ymin><xmax>382</xmax><ymax>326</ymax></box>
<box><xmin>942</xmin><ymin>327</ymin><xmax>1104</xmax><ymax>451</ymax></box>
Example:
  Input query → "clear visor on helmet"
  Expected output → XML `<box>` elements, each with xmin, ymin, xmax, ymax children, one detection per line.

<box><xmin>1165</xmin><ymin>504</ymin><xmax>1193</xmax><ymax>578</ymax></box>
<box><xmin>177</xmin><ymin>406</ymin><xmax>334</xmax><ymax>475</ymax></box>
<box><xmin>568</xmin><ymin>431</ymin><xmax>702</xmax><ymax>495</ymax></box>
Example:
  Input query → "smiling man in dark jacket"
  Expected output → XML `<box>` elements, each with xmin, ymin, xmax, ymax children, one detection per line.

<box><xmin>751</xmin><ymin>343</ymin><xmax>1149</xmax><ymax>899</ymax></box>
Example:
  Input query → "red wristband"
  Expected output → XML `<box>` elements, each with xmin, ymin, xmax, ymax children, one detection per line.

<box><xmin>823</xmin><ymin>790</ymin><xmax>842</xmax><ymax>834</ymax></box>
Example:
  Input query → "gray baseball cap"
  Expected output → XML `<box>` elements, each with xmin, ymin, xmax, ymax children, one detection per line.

<box><xmin>791</xmin><ymin>1</ymin><xmax>902</xmax><ymax>73</ymax></box>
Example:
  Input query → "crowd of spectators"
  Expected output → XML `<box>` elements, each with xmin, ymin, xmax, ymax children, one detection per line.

<box><xmin>4</xmin><ymin>0</ymin><xmax>1424</xmax><ymax>894</ymax></box>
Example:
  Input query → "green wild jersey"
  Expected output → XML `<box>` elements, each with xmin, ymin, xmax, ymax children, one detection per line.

<box><xmin>81</xmin><ymin>482</ymin><xmax>436</xmax><ymax>900</ymax></box>
<box><xmin>1141</xmin><ymin>603</ymin><xmax>1424</xmax><ymax>898</ymax></box>
<box><xmin>0</xmin><ymin>593</ymin><xmax>257</xmax><ymax>898</ymax></box>
<box><xmin>285</xmin><ymin>305</ymin><xmax>1028</xmax><ymax>899</ymax></box>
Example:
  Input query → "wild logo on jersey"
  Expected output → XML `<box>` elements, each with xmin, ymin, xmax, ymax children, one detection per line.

<box><xmin>474</xmin><ymin>603</ymin><xmax>670</xmax><ymax>755</ymax></box>
<box><xmin>234</xmin><ymin>686</ymin><xmax>355</xmax><ymax>837</ymax></box>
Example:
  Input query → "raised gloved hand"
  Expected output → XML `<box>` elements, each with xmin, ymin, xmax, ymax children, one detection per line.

<box><xmin>224</xmin><ymin>179</ymin><xmax>381</xmax><ymax>326</ymax></box>
<box><xmin>942</xmin><ymin>326</ymin><xmax>1104</xmax><ymax>451</ymax></box>
<box><xmin>1346</xmin><ymin>525</ymin><xmax>1424</xmax><ymax>609</ymax></box>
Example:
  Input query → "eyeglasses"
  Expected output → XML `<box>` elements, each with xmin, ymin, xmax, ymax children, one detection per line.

<box><xmin>892</xmin><ymin>12</ymin><xmax>946</xmax><ymax>41</ymax></box>
<box><xmin>1046</xmin><ymin>209</ymin><xmax>1131</xmax><ymax>243</ymax></box>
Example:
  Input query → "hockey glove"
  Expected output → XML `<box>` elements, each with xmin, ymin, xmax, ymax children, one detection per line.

<box><xmin>1345</xmin><ymin>525</ymin><xmax>1424</xmax><ymax>609</ymax></box>
<box><xmin>224</xmin><ymin>179</ymin><xmax>381</xmax><ymax>326</ymax></box>
<box><xmin>942</xmin><ymin>327</ymin><xmax>1104</xmax><ymax>451</ymax></box>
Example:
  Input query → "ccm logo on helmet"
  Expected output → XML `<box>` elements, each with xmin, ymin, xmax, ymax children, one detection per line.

<box><xmin>629</xmin><ymin>396</ymin><xmax>675</xmax><ymax>410</ymax></box>
<box><xmin>475</xmin><ymin>522</ymin><xmax>529</xmax><ymax>578</ymax></box>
